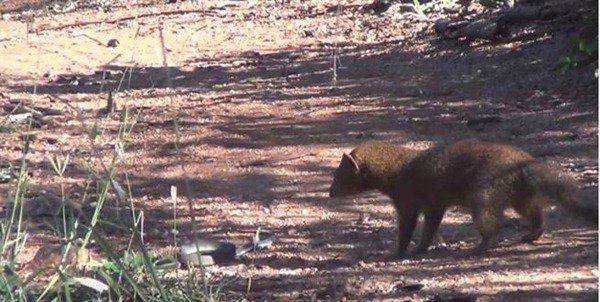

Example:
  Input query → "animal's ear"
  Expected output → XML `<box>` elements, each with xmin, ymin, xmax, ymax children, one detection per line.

<box><xmin>342</xmin><ymin>153</ymin><xmax>360</xmax><ymax>173</ymax></box>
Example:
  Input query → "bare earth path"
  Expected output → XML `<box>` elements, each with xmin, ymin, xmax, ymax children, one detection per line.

<box><xmin>0</xmin><ymin>0</ymin><xmax>597</xmax><ymax>301</ymax></box>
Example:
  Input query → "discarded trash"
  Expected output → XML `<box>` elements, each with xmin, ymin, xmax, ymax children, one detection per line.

<box><xmin>7</xmin><ymin>113</ymin><xmax>32</xmax><ymax>124</ymax></box>
<box><xmin>236</xmin><ymin>228</ymin><xmax>274</xmax><ymax>258</ymax></box>
<box><xmin>177</xmin><ymin>229</ymin><xmax>274</xmax><ymax>267</ymax></box>
<box><xmin>178</xmin><ymin>240</ymin><xmax>236</xmax><ymax>266</ymax></box>
<box><xmin>0</xmin><ymin>165</ymin><xmax>14</xmax><ymax>183</ymax></box>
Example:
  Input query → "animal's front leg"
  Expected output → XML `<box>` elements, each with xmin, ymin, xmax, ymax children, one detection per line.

<box><xmin>411</xmin><ymin>208</ymin><xmax>445</xmax><ymax>256</ymax></box>
<box><xmin>395</xmin><ymin>207</ymin><xmax>419</xmax><ymax>258</ymax></box>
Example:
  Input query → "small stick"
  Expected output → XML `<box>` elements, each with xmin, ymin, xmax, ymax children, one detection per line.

<box><xmin>239</xmin><ymin>153</ymin><xmax>316</xmax><ymax>168</ymax></box>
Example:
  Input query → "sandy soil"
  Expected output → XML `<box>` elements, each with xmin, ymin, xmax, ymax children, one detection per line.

<box><xmin>0</xmin><ymin>0</ymin><xmax>597</xmax><ymax>301</ymax></box>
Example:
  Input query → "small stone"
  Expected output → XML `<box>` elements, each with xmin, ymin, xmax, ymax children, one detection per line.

<box><xmin>395</xmin><ymin>283</ymin><xmax>424</xmax><ymax>292</ymax></box>
<box><xmin>45</xmin><ymin>137</ymin><xmax>58</xmax><ymax>144</ymax></box>
<box><xmin>107</xmin><ymin>39</ymin><xmax>119</xmax><ymax>48</ymax></box>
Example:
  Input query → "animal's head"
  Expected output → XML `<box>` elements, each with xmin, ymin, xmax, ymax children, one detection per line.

<box><xmin>329</xmin><ymin>152</ymin><xmax>370</xmax><ymax>198</ymax></box>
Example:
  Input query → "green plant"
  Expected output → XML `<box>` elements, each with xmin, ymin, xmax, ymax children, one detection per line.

<box><xmin>0</xmin><ymin>121</ymin><xmax>32</xmax><ymax>301</ymax></box>
<box><xmin>558</xmin><ymin>37</ymin><xmax>599</xmax><ymax>72</ymax></box>
<box><xmin>0</xmin><ymin>107</ymin><xmax>232</xmax><ymax>301</ymax></box>
<box><xmin>412</xmin><ymin>0</ymin><xmax>426</xmax><ymax>18</ymax></box>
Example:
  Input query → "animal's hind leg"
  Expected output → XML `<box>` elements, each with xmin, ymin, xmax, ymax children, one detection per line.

<box><xmin>471</xmin><ymin>189</ymin><xmax>505</xmax><ymax>255</ymax></box>
<box><xmin>472</xmin><ymin>205</ymin><xmax>502</xmax><ymax>255</ymax></box>
<box><xmin>514</xmin><ymin>197</ymin><xmax>545</xmax><ymax>243</ymax></box>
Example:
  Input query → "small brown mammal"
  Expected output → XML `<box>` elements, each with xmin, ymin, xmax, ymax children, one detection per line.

<box><xmin>330</xmin><ymin>140</ymin><xmax>597</xmax><ymax>257</ymax></box>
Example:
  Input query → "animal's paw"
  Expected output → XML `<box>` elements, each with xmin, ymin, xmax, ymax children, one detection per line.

<box><xmin>394</xmin><ymin>250</ymin><xmax>408</xmax><ymax>260</ymax></box>
<box><xmin>408</xmin><ymin>245</ymin><xmax>429</xmax><ymax>257</ymax></box>
<box><xmin>520</xmin><ymin>231</ymin><xmax>543</xmax><ymax>244</ymax></box>
<box><xmin>469</xmin><ymin>245</ymin><xmax>489</xmax><ymax>257</ymax></box>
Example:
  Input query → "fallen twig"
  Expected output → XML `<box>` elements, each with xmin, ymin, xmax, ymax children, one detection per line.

<box><xmin>239</xmin><ymin>153</ymin><xmax>316</xmax><ymax>168</ymax></box>
<box><xmin>434</xmin><ymin>4</ymin><xmax>568</xmax><ymax>42</ymax></box>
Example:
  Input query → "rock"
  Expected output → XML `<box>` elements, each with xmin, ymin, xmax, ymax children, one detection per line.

<box><xmin>395</xmin><ymin>282</ymin><xmax>424</xmax><ymax>292</ymax></box>
<box><xmin>363</xmin><ymin>0</ymin><xmax>393</xmax><ymax>15</ymax></box>
<box><xmin>107</xmin><ymin>39</ymin><xmax>119</xmax><ymax>48</ymax></box>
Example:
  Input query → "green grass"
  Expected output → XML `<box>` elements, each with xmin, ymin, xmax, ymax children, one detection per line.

<box><xmin>0</xmin><ymin>109</ymin><xmax>233</xmax><ymax>301</ymax></box>
<box><xmin>558</xmin><ymin>37</ymin><xmax>598</xmax><ymax>73</ymax></box>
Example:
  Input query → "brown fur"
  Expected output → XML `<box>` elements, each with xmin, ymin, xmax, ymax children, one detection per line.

<box><xmin>329</xmin><ymin>139</ymin><xmax>597</xmax><ymax>257</ymax></box>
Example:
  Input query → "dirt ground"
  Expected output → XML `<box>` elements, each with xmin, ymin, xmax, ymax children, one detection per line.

<box><xmin>0</xmin><ymin>0</ymin><xmax>598</xmax><ymax>301</ymax></box>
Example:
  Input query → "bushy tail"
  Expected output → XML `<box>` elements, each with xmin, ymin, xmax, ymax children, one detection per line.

<box><xmin>519</xmin><ymin>161</ymin><xmax>598</xmax><ymax>224</ymax></box>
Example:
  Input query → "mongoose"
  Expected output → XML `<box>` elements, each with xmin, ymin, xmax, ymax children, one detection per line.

<box><xmin>329</xmin><ymin>140</ymin><xmax>597</xmax><ymax>257</ymax></box>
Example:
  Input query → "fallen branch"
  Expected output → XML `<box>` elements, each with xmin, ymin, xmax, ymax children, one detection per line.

<box><xmin>434</xmin><ymin>4</ymin><xmax>569</xmax><ymax>42</ymax></box>
<box><xmin>238</xmin><ymin>153</ymin><xmax>316</xmax><ymax>168</ymax></box>
<box><xmin>435</xmin><ymin>18</ymin><xmax>510</xmax><ymax>42</ymax></box>
<box><xmin>498</xmin><ymin>5</ymin><xmax>567</xmax><ymax>24</ymax></box>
